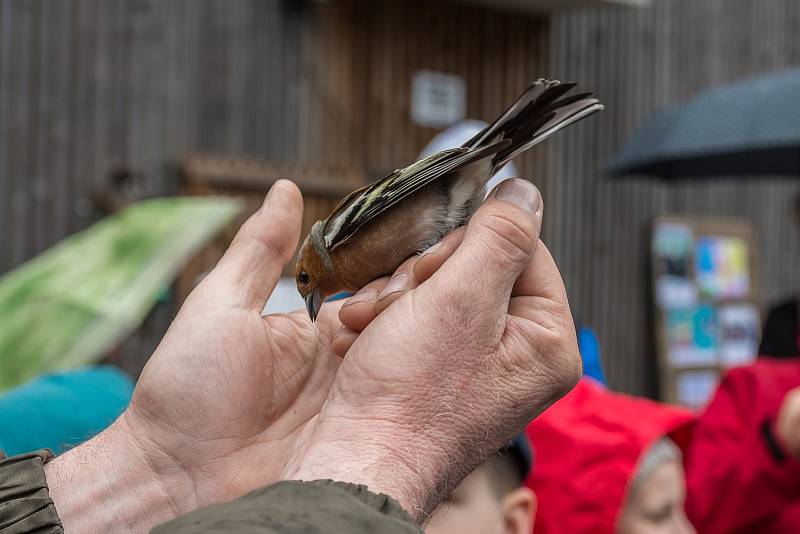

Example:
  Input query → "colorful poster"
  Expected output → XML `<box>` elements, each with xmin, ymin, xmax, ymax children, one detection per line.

<box><xmin>676</xmin><ymin>370</ymin><xmax>720</xmax><ymax>409</ymax></box>
<box><xmin>666</xmin><ymin>305</ymin><xmax>718</xmax><ymax>367</ymax></box>
<box><xmin>653</xmin><ymin>223</ymin><xmax>697</xmax><ymax>309</ymax></box>
<box><xmin>695</xmin><ymin>236</ymin><xmax>750</xmax><ymax>300</ymax></box>
<box><xmin>656</xmin><ymin>276</ymin><xmax>698</xmax><ymax>310</ymax></box>
<box><xmin>718</xmin><ymin>304</ymin><xmax>760</xmax><ymax>367</ymax></box>
<box><xmin>653</xmin><ymin>223</ymin><xmax>694</xmax><ymax>278</ymax></box>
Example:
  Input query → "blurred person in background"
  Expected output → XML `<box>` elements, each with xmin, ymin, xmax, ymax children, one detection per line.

<box><xmin>0</xmin><ymin>366</ymin><xmax>133</xmax><ymax>456</ymax></box>
<box><xmin>525</xmin><ymin>360</ymin><xmax>800</xmax><ymax>534</ymax></box>
<box><xmin>758</xmin><ymin>192</ymin><xmax>800</xmax><ymax>358</ymax></box>
<box><xmin>526</xmin><ymin>377</ymin><xmax>695</xmax><ymax>534</ymax></box>
<box><xmin>683</xmin><ymin>358</ymin><xmax>800</xmax><ymax>533</ymax></box>
<box><xmin>426</xmin><ymin>436</ymin><xmax>536</xmax><ymax>534</ymax></box>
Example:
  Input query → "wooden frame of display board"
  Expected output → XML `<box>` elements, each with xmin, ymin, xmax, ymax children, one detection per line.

<box><xmin>652</xmin><ymin>215</ymin><xmax>760</xmax><ymax>409</ymax></box>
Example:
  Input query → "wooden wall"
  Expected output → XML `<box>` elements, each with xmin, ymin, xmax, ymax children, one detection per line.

<box><xmin>545</xmin><ymin>0</ymin><xmax>800</xmax><ymax>395</ymax></box>
<box><xmin>0</xmin><ymin>0</ymin><xmax>549</xmax><ymax>375</ymax></box>
<box><xmin>0</xmin><ymin>0</ymin><xmax>549</xmax><ymax>274</ymax></box>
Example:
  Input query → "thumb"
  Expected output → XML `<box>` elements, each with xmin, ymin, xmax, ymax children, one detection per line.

<box><xmin>211</xmin><ymin>179</ymin><xmax>304</xmax><ymax>308</ymax></box>
<box><xmin>429</xmin><ymin>178</ymin><xmax>543</xmax><ymax>315</ymax></box>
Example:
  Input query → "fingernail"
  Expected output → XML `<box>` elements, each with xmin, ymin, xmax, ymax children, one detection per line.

<box><xmin>378</xmin><ymin>272</ymin><xmax>408</xmax><ymax>300</ymax></box>
<box><xmin>419</xmin><ymin>241</ymin><xmax>443</xmax><ymax>258</ymax></box>
<box><xmin>493</xmin><ymin>178</ymin><xmax>541</xmax><ymax>213</ymax></box>
<box><xmin>342</xmin><ymin>289</ymin><xmax>377</xmax><ymax>307</ymax></box>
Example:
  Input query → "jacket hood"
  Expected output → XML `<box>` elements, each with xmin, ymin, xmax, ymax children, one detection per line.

<box><xmin>525</xmin><ymin>378</ymin><xmax>695</xmax><ymax>534</ymax></box>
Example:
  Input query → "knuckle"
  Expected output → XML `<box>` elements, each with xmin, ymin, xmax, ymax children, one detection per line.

<box><xmin>504</xmin><ymin>317</ymin><xmax>582</xmax><ymax>397</ymax></box>
<box><xmin>558</xmin><ymin>346</ymin><xmax>583</xmax><ymax>394</ymax></box>
<box><xmin>476</xmin><ymin>211</ymin><xmax>535</xmax><ymax>267</ymax></box>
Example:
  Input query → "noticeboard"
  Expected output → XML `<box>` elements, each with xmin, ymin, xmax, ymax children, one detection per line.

<box><xmin>652</xmin><ymin>216</ymin><xmax>760</xmax><ymax>409</ymax></box>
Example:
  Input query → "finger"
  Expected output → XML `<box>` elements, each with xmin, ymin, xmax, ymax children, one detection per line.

<box><xmin>413</xmin><ymin>226</ymin><xmax>466</xmax><ymax>283</ymax></box>
<box><xmin>506</xmin><ymin>243</ymin><xmax>578</xmax><ymax>367</ymax></box>
<box><xmin>211</xmin><ymin>180</ymin><xmax>303</xmax><ymax>308</ymax></box>
<box><xmin>426</xmin><ymin>178</ymin><xmax>543</xmax><ymax>316</ymax></box>
<box><xmin>339</xmin><ymin>277</ymin><xmax>390</xmax><ymax>332</ymax></box>
<box><xmin>510</xmin><ymin>241</ymin><xmax>568</xmax><ymax>304</ymax></box>
<box><xmin>314</xmin><ymin>298</ymin><xmax>347</xmax><ymax>338</ymax></box>
<box><xmin>331</xmin><ymin>326</ymin><xmax>359</xmax><ymax>358</ymax></box>
<box><xmin>342</xmin><ymin>229</ymin><xmax>468</xmax><ymax>331</ymax></box>
<box><xmin>373</xmin><ymin>255</ymin><xmax>421</xmax><ymax>315</ymax></box>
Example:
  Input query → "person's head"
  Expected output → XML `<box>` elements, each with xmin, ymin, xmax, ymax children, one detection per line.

<box><xmin>426</xmin><ymin>446</ymin><xmax>535</xmax><ymax>534</ymax></box>
<box><xmin>526</xmin><ymin>378</ymin><xmax>696</xmax><ymax>534</ymax></box>
<box><xmin>616</xmin><ymin>438</ymin><xmax>695</xmax><ymax>534</ymax></box>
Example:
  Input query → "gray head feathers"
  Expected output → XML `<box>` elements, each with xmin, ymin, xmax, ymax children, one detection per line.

<box><xmin>309</xmin><ymin>220</ymin><xmax>334</xmax><ymax>272</ymax></box>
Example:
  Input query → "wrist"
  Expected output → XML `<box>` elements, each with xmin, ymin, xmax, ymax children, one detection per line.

<box><xmin>280</xmin><ymin>416</ymin><xmax>451</xmax><ymax>522</ymax></box>
<box><xmin>45</xmin><ymin>413</ymin><xmax>195</xmax><ymax>533</ymax></box>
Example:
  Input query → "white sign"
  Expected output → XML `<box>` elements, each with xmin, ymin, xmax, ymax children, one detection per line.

<box><xmin>411</xmin><ymin>71</ymin><xmax>466</xmax><ymax>128</ymax></box>
<box><xmin>718</xmin><ymin>304</ymin><xmax>760</xmax><ymax>367</ymax></box>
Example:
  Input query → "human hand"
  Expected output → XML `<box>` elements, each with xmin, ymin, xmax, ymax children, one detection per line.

<box><xmin>45</xmin><ymin>180</ymin><xmax>346</xmax><ymax>531</ymax></box>
<box><xmin>776</xmin><ymin>386</ymin><xmax>800</xmax><ymax>460</ymax></box>
<box><xmin>328</xmin><ymin>225</ymin><xmax>467</xmax><ymax>356</ymax></box>
<box><xmin>281</xmin><ymin>178</ymin><xmax>582</xmax><ymax>520</ymax></box>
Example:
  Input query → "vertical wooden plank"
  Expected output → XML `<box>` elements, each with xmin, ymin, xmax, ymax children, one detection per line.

<box><xmin>283</xmin><ymin>0</ymin><xmax>307</xmax><ymax>163</ymax></box>
<box><xmin>79</xmin><ymin>0</ymin><xmax>102</xmax><ymax>215</ymax></box>
<box><xmin>129</xmin><ymin>0</ymin><xmax>168</xmax><ymax>193</ymax></box>
<box><xmin>161</xmin><ymin>0</ymin><xmax>191</xmax><ymax>166</ymax></box>
<box><xmin>7</xmin><ymin>1</ymin><xmax>34</xmax><ymax>265</ymax></box>
<box><xmin>42</xmin><ymin>0</ymin><xmax>73</xmax><ymax>252</ymax></box>
<box><xmin>0</xmin><ymin>1</ymin><xmax>12</xmax><ymax>272</ymax></box>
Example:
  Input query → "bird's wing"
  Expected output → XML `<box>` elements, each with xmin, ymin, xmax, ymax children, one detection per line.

<box><xmin>323</xmin><ymin>141</ymin><xmax>508</xmax><ymax>250</ymax></box>
<box><xmin>464</xmin><ymin>78</ymin><xmax>603</xmax><ymax>170</ymax></box>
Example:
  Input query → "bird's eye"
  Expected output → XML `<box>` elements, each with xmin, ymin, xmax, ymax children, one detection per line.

<box><xmin>299</xmin><ymin>271</ymin><xmax>310</xmax><ymax>285</ymax></box>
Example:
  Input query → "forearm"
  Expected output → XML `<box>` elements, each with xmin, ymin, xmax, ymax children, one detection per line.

<box><xmin>44</xmin><ymin>416</ymin><xmax>190</xmax><ymax>533</ymax></box>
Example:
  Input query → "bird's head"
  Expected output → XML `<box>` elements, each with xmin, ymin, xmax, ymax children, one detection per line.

<box><xmin>295</xmin><ymin>222</ymin><xmax>335</xmax><ymax>321</ymax></box>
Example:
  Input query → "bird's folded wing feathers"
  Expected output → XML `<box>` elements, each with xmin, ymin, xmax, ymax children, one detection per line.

<box><xmin>322</xmin><ymin>78</ymin><xmax>603</xmax><ymax>252</ymax></box>
<box><xmin>323</xmin><ymin>140</ymin><xmax>508</xmax><ymax>250</ymax></box>
<box><xmin>464</xmin><ymin>79</ymin><xmax>575</xmax><ymax>149</ymax></box>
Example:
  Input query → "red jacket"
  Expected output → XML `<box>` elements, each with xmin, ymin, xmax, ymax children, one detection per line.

<box><xmin>525</xmin><ymin>378</ymin><xmax>694</xmax><ymax>534</ymax></box>
<box><xmin>683</xmin><ymin>358</ymin><xmax>800</xmax><ymax>534</ymax></box>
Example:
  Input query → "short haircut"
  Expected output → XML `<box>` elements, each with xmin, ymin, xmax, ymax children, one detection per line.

<box><xmin>481</xmin><ymin>445</ymin><xmax>529</xmax><ymax>499</ymax></box>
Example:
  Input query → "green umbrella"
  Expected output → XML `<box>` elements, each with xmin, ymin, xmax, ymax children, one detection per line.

<box><xmin>0</xmin><ymin>197</ymin><xmax>242</xmax><ymax>391</ymax></box>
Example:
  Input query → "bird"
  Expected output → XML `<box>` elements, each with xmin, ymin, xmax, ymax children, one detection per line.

<box><xmin>295</xmin><ymin>78</ymin><xmax>603</xmax><ymax>321</ymax></box>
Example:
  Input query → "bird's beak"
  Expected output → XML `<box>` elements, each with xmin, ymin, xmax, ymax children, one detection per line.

<box><xmin>305</xmin><ymin>289</ymin><xmax>323</xmax><ymax>322</ymax></box>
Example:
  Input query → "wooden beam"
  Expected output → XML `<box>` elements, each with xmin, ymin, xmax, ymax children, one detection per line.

<box><xmin>458</xmin><ymin>0</ymin><xmax>650</xmax><ymax>14</ymax></box>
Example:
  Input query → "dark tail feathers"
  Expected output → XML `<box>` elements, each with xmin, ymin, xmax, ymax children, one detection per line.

<box><xmin>464</xmin><ymin>78</ymin><xmax>603</xmax><ymax>171</ymax></box>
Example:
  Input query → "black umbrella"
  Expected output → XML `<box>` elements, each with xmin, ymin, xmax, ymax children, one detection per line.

<box><xmin>607</xmin><ymin>68</ymin><xmax>800</xmax><ymax>179</ymax></box>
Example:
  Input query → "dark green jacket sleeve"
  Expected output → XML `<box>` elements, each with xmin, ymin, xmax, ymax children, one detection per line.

<box><xmin>152</xmin><ymin>479</ymin><xmax>421</xmax><ymax>534</ymax></box>
<box><xmin>0</xmin><ymin>450</ymin><xmax>62</xmax><ymax>534</ymax></box>
<box><xmin>0</xmin><ymin>449</ymin><xmax>419</xmax><ymax>534</ymax></box>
